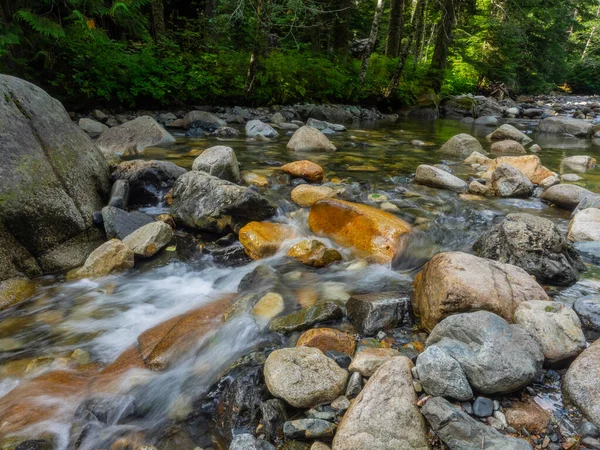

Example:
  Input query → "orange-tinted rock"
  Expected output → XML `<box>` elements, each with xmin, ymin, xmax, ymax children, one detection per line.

<box><xmin>483</xmin><ymin>155</ymin><xmax>553</xmax><ymax>185</ymax></box>
<box><xmin>239</xmin><ymin>222</ymin><xmax>295</xmax><ymax>259</ymax></box>
<box><xmin>504</xmin><ymin>400</ymin><xmax>552</xmax><ymax>433</ymax></box>
<box><xmin>0</xmin><ymin>278</ymin><xmax>36</xmax><ymax>311</ymax></box>
<box><xmin>308</xmin><ymin>199</ymin><xmax>412</xmax><ymax>264</ymax></box>
<box><xmin>287</xmin><ymin>239</ymin><xmax>343</xmax><ymax>268</ymax></box>
<box><xmin>296</xmin><ymin>328</ymin><xmax>356</xmax><ymax>356</ymax></box>
<box><xmin>281</xmin><ymin>160</ymin><xmax>324</xmax><ymax>182</ymax></box>
<box><xmin>291</xmin><ymin>185</ymin><xmax>339</xmax><ymax>207</ymax></box>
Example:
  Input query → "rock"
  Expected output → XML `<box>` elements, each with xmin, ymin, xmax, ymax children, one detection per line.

<box><xmin>348</xmin><ymin>347</ymin><xmax>400</xmax><ymax>377</ymax></box>
<box><xmin>291</xmin><ymin>185</ymin><xmax>338</xmax><ymax>207</ymax></box>
<box><xmin>427</xmin><ymin>311</ymin><xmax>544</xmax><ymax>394</ymax></box>
<box><xmin>101</xmin><ymin>206</ymin><xmax>153</xmax><ymax>240</ymax></box>
<box><xmin>287</xmin><ymin>240</ymin><xmax>342</xmax><ymax>268</ymax></box>
<box><xmin>487</xmin><ymin>124</ymin><xmax>533</xmax><ymax>145</ymax></box>
<box><xmin>345</xmin><ymin>292</ymin><xmax>407</xmax><ymax>336</ymax></box>
<box><xmin>345</xmin><ymin>372</ymin><xmax>362</xmax><ymax>398</ymax></box>
<box><xmin>573</xmin><ymin>295</ymin><xmax>600</xmax><ymax>331</ymax></box>
<box><xmin>311</xmin><ymin>443</ymin><xmax>331</xmax><ymax>450</ymax></box>
<box><xmin>542</xmin><ymin>184</ymin><xmax>593</xmax><ymax>210</ymax></box>
<box><xmin>564</xmin><ymin>340</ymin><xmax>600</xmax><ymax>427</ymax></box>
<box><xmin>415</xmin><ymin>346</ymin><xmax>472</xmax><ymax>401</ymax></box>
<box><xmin>421</xmin><ymin>397</ymin><xmax>532</xmax><ymax>450</ymax></box>
<box><xmin>475</xmin><ymin>116</ymin><xmax>499</xmax><ymax>127</ymax></box>
<box><xmin>230</xmin><ymin>434</ymin><xmax>275</xmax><ymax>450</ymax></box>
<box><xmin>0</xmin><ymin>75</ymin><xmax>111</xmax><ymax>278</ymax></box>
<box><xmin>264</xmin><ymin>347</ymin><xmax>348</xmax><ymax>408</ymax></box>
<box><xmin>111</xmin><ymin>160</ymin><xmax>186</xmax><ymax>206</ymax></box>
<box><xmin>331</xmin><ymin>396</ymin><xmax>351</xmax><ymax>412</ymax></box>
<box><xmin>438</xmin><ymin>134</ymin><xmax>485</xmax><ymax>158</ymax></box>
<box><xmin>569</xmin><ymin>208</ymin><xmax>600</xmax><ymax>242</ymax></box>
<box><xmin>504</xmin><ymin>400</ymin><xmax>552</xmax><ymax>433</ymax></box>
<box><xmin>307</xmin><ymin>117</ymin><xmax>346</xmax><ymax>132</ymax></box>
<box><xmin>562</xmin><ymin>155</ymin><xmax>597</xmax><ymax>170</ymax></box>
<box><xmin>581</xmin><ymin>422</ymin><xmax>600</xmax><ymax>439</ymax></box>
<box><xmin>251</xmin><ymin>292</ymin><xmax>285</xmax><ymax>321</ymax></box>
<box><xmin>0</xmin><ymin>278</ymin><xmax>36</xmax><ymax>311</ymax></box>
<box><xmin>260</xmin><ymin>398</ymin><xmax>287</xmax><ymax>442</ymax></box>
<box><xmin>192</xmin><ymin>146</ymin><xmax>241</xmax><ymax>183</ymax></box>
<box><xmin>413</xmin><ymin>252</ymin><xmax>549</xmax><ymax>332</ymax></box>
<box><xmin>122</xmin><ymin>221</ymin><xmax>173</xmax><ymax>257</ymax></box>
<box><xmin>296</xmin><ymin>328</ymin><xmax>356</xmax><ymax>356</ymax></box>
<box><xmin>539</xmin><ymin>175</ymin><xmax>559</xmax><ymax>189</ymax></box>
<box><xmin>562</xmin><ymin>173</ymin><xmax>582</xmax><ymax>182</ymax></box>
<box><xmin>239</xmin><ymin>222</ymin><xmax>294</xmax><ymax>259</ymax></box>
<box><xmin>170</xmin><ymin>172</ymin><xmax>276</xmax><ymax>234</ymax></box>
<box><xmin>473</xmin><ymin>396</ymin><xmax>494</xmax><ymax>417</ymax></box>
<box><xmin>308</xmin><ymin>199</ymin><xmax>412</xmax><ymax>264</ymax></box>
<box><xmin>573</xmin><ymin>194</ymin><xmax>600</xmax><ymax>216</ymax></box>
<box><xmin>468</xmin><ymin>180</ymin><xmax>492</xmax><ymax>196</ymax></box>
<box><xmin>281</xmin><ymin>161</ymin><xmax>324</xmax><ymax>182</ymax></box>
<box><xmin>246</xmin><ymin>120</ymin><xmax>279</xmax><ymax>138</ymax></box>
<box><xmin>79</xmin><ymin>118</ymin><xmax>108</xmax><ymax>136</ymax></box>
<box><xmin>182</xmin><ymin>110</ymin><xmax>225</xmax><ymax>130</ymax></box>
<box><xmin>308</xmin><ymin>105</ymin><xmax>353</xmax><ymax>124</ymax></box>
<box><xmin>287</xmin><ymin>126</ymin><xmax>336</xmax><ymax>152</ymax></box>
<box><xmin>530</xmin><ymin>144</ymin><xmax>542</xmax><ymax>152</ymax></box>
<box><xmin>491</xmin><ymin>164</ymin><xmax>533</xmax><ymax>197</ymax></box>
<box><xmin>326</xmin><ymin>350</ymin><xmax>352</xmax><ymax>369</ymax></box>
<box><xmin>242</xmin><ymin>172</ymin><xmax>270</xmax><ymax>187</ymax></box>
<box><xmin>284</xmin><ymin>419</ymin><xmax>336</xmax><ymax>439</ymax></box>
<box><xmin>213</xmin><ymin>126</ymin><xmax>240</xmax><ymax>138</ymax></box>
<box><xmin>108</xmin><ymin>180</ymin><xmax>130</xmax><ymax>209</ymax></box>
<box><xmin>538</xmin><ymin>117</ymin><xmax>593</xmax><ymax>137</ymax></box>
<box><xmin>71</xmin><ymin>239</ymin><xmax>134</xmax><ymax>279</ymax></box>
<box><xmin>514</xmin><ymin>301</ymin><xmax>586</xmax><ymax>366</ymax></box>
<box><xmin>333</xmin><ymin>357</ymin><xmax>428</xmax><ymax>450</ymax></box>
<box><xmin>491</xmin><ymin>140</ymin><xmax>526</xmax><ymax>154</ymax></box>
<box><xmin>414</xmin><ymin>165</ymin><xmax>468</xmax><ymax>192</ymax></box>
<box><xmin>270</xmin><ymin>302</ymin><xmax>343</xmax><ymax>333</ymax></box>
<box><xmin>96</xmin><ymin>116</ymin><xmax>175</xmax><ymax>157</ymax></box>
<box><xmin>482</xmin><ymin>155</ymin><xmax>553</xmax><ymax>184</ymax></box>
<box><xmin>474</xmin><ymin>213</ymin><xmax>584</xmax><ymax>286</ymax></box>
<box><xmin>464</xmin><ymin>151</ymin><xmax>491</xmax><ymax>165</ymax></box>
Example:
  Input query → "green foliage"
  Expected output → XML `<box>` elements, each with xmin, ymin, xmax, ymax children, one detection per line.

<box><xmin>567</xmin><ymin>58</ymin><xmax>600</xmax><ymax>93</ymax></box>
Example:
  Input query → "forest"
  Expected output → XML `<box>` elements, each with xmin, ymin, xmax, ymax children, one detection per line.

<box><xmin>2</xmin><ymin>0</ymin><xmax>600</xmax><ymax>108</ymax></box>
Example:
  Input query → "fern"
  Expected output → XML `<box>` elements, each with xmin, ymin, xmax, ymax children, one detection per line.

<box><xmin>15</xmin><ymin>10</ymin><xmax>65</xmax><ymax>39</ymax></box>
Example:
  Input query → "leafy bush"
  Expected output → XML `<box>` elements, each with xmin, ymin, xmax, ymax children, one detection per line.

<box><xmin>567</xmin><ymin>58</ymin><xmax>600</xmax><ymax>94</ymax></box>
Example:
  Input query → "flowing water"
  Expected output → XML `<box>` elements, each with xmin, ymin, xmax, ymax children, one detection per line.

<box><xmin>2</xmin><ymin>118</ymin><xmax>600</xmax><ymax>449</ymax></box>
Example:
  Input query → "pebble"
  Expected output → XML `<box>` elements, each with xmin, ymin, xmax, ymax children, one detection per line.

<box><xmin>493</xmin><ymin>399</ymin><xmax>501</xmax><ymax>411</ymax></box>
<box><xmin>331</xmin><ymin>396</ymin><xmax>350</xmax><ymax>412</ymax></box>
<box><xmin>473</xmin><ymin>396</ymin><xmax>494</xmax><ymax>417</ymax></box>
<box><xmin>413</xmin><ymin>380</ymin><xmax>423</xmax><ymax>393</ymax></box>
<box><xmin>461</xmin><ymin>401</ymin><xmax>473</xmax><ymax>415</ymax></box>
<box><xmin>283</xmin><ymin>419</ymin><xmax>336</xmax><ymax>439</ymax></box>
<box><xmin>325</xmin><ymin>350</ymin><xmax>352</xmax><ymax>369</ymax></box>
<box><xmin>345</xmin><ymin>372</ymin><xmax>363</xmax><ymax>398</ymax></box>
<box><xmin>493</xmin><ymin>410</ymin><xmax>508</xmax><ymax>428</ymax></box>
<box><xmin>488</xmin><ymin>416</ymin><xmax>504</xmax><ymax>430</ymax></box>
<box><xmin>305</xmin><ymin>408</ymin><xmax>337</xmax><ymax>422</ymax></box>
<box><xmin>582</xmin><ymin>422</ymin><xmax>600</xmax><ymax>438</ymax></box>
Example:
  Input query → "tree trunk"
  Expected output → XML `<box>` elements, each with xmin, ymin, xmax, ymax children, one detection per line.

<box><xmin>205</xmin><ymin>0</ymin><xmax>218</xmax><ymax>18</ymax></box>
<box><xmin>385</xmin><ymin>0</ymin><xmax>406</xmax><ymax>57</ymax></box>
<box><xmin>413</xmin><ymin>0</ymin><xmax>427</xmax><ymax>64</ymax></box>
<box><xmin>246</xmin><ymin>0</ymin><xmax>268</xmax><ymax>94</ymax></box>
<box><xmin>151</xmin><ymin>0</ymin><xmax>166</xmax><ymax>39</ymax></box>
<box><xmin>425</xmin><ymin>0</ymin><xmax>459</xmax><ymax>93</ymax></box>
<box><xmin>582</xmin><ymin>3</ymin><xmax>600</xmax><ymax>60</ymax></box>
<box><xmin>359</xmin><ymin>0</ymin><xmax>385</xmax><ymax>88</ymax></box>
<box><xmin>332</xmin><ymin>0</ymin><xmax>352</xmax><ymax>54</ymax></box>
<box><xmin>384</xmin><ymin>0</ymin><xmax>426</xmax><ymax>98</ymax></box>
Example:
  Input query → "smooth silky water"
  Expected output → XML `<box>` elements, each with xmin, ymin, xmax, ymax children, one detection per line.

<box><xmin>2</xmin><ymin>118</ymin><xmax>600</xmax><ymax>448</ymax></box>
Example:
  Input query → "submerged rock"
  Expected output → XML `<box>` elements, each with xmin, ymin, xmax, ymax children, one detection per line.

<box><xmin>239</xmin><ymin>222</ymin><xmax>294</xmax><ymax>259</ymax></box>
<box><xmin>287</xmin><ymin>239</ymin><xmax>342</xmax><ymax>268</ymax></box>
<box><xmin>413</xmin><ymin>252</ymin><xmax>549</xmax><ymax>332</ymax></box>
<box><xmin>308</xmin><ymin>199</ymin><xmax>412</xmax><ymax>264</ymax></box>
<box><xmin>564</xmin><ymin>340</ymin><xmax>600</xmax><ymax>427</ymax></box>
<box><xmin>270</xmin><ymin>302</ymin><xmax>343</xmax><ymax>333</ymax></box>
<box><xmin>170</xmin><ymin>172</ymin><xmax>277</xmax><ymax>234</ymax></box>
<box><xmin>538</xmin><ymin>116</ymin><xmax>593</xmax><ymax>137</ymax></box>
<box><xmin>281</xmin><ymin>160</ymin><xmax>324</xmax><ymax>182</ymax></box>
<box><xmin>264</xmin><ymin>347</ymin><xmax>348</xmax><ymax>408</ymax></box>
<box><xmin>122</xmin><ymin>221</ymin><xmax>173</xmax><ymax>257</ymax></box>
<box><xmin>438</xmin><ymin>133</ymin><xmax>485</xmax><ymax>158</ymax></box>
<box><xmin>491</xmin><ymin>139</ymin><xmax>526</xmax><ymax>154</ymax></box>
<box><xmin>414</xmin><ymin>165</ymin><xmax>468</xmax><ymax>192</ymax></box>
<box><xmin>333</xmin><ymin>357</ymin><xmax>428</xmax><ymax>450</ymax></box>
<box><xmin>296</xmin><ymin>328</ymin><xmax>356</xmax><ymax>357</ymax></box>
<box><xmin>192</xmin><ymin>146</ymin><xmax>241</xmax><ymax>183</ymax></box>
<box><xmin>421</xmin><ymin>397</ymin><xmax>532</xmax><ymax>450</ymax></box>
<box><xmin>287</xmin><ymin>126</ymin><xmax>336</xmax><ymax>152</ymax></box>
<box><xmin>542</xmin><ymin>184</ymin><xmax>593</xmax><ymax>210</ymax></box>
<box><xmin>487</xmin><ymin>124</ymin><xmax>532</xmax><ymax>145</ymax></box>
<box><xmin>96</xmin><ymin>116</ymin><xmax>175</xmax><ymax>156</ymax></box>
<box><xmin>345</xmin><ymin>292</ymin><xmax>408</xmax><ymax>336</ymax></box>
<box><xmin>246</xmin><ymin>119</ymin><xmax>279</xmax><ymax>138</ymax></box>
<box><xmin>474</xmin><ymin>213</ymin><xmax>584</xmax><ymax>286</ymax></box>
<box><xmin>291</xmin><ymin>185</ymin><xmax>338</xmax><ymax>207</ymax></box>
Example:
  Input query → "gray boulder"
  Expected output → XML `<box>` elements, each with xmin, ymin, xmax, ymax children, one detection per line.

<box><xmin>438</xmin><ymin>134</ymin><xmax>485</xmax><ymax>158</ymax></box>
<box><xmin>307</xmin><ymin>117</ymin><xmax>346</xmax><ymax>132</ymax></box>
<box><xmin>170</xmin><ymin>171</ymin><xmax>276</xmax><ymax>234</ymax></box>
<box><xmin>287</xmin><ymin>126</ymin><xmax>336</xmax><ymax>152</ymax></box>
<box><xmin>96</xmin><ymin>116</ymin><xmax>175</xmax><ymax>157</ymax></box>
<box><xmin>538</xmin><ymin>117</ymin><xmax>593</xmax><ymax>137</ymax></box>
<box><xmin>308</xmin><ymin>105</ymin><xmax>354</xmax><ymax>123</ymax></box>
<box><xmin>564</xmin><ymin>340</ymin><xmax>600</xmax><ymax>427</ymax></box>
<box><xmin>0</xmin><ymin>74</ymin><xmax>110</xmax><ymax>278</ymax></box>
<box><xmin>108</xmin><ymin>180</ymin><xmax>130</xmax><ymax>209</ymax></box>
<box><xmin>414</xmin><ymin>165</ymin><xmax>468</xmax><ymax>192</ymax></box>
<box><xmin>487</xmin><ymin>124</ymin><xmax>532</xmax><ymax>145</ymax></box>
<box><xmin>79</xmin><ymin>118</ymin><xmax>108</xmax><ymax>136</ymax></box>
<box><xmin>491</xmin><ymin>164</ymin><xmax>533</xmax><ymax>197</ymax></box>
<box><xmin>101</xmin><ymin>206</ymin><xmax>153</xmax><ymax>240</ymax></box>
<box><xmin>421</xmin><ymin>397</ymin><xmax>532</xmax><ymax>450</ymax></box>
<box><xmin>572</xmin><ymin>194</ymin><xmax>600</xmax><ymax>216</ymax></box>
<box><xmin>122</xmin><ymin>221</ymin><xmax>173</xmax><ymax>258</ymax></box>
<box><xmin>542</xmin><ymin>184</ymin><xmax>593</xmax><ymax>210</ymax></box>
<box><xmin>345</xmin><ymin>292</ymin><xmax>408</xmax><ymax>336</ymax></box>
<box><xmin>246</xmin><ymin>120</ymin><xmax>279</xmax><ymax>138</ymax></box>
<box><xmin>574</xmin><ymin>295</ymin><xmax>600</xmax><ymax>331</ymax></box>
<box><xmin>474</xmin><ymin>213</ymin><xmax>584</xmax><ymax>286</ymax></box>
<box><xmin>474</xmin><ymin>116</ymin><xmax>499</xmax><ymax>127</ymax></box>
<box><xmin>213</xmin><ymin>126</ymin><xmax>240</xmax><ymax>138</ymax></box>
<box><xmin>192</xmin><ymin>146</ymin><xmax>241</xmax><ymax>183</ymax></box>
<box><xmin>111</xmin><ymin>160</ymin><xmax>186</xmax><ymax>206</ymax></box>
<box><xmin>182</xmin><ymin>110</ymin><xmax>226</xmax><ymax>130</ymax></box>
<box><xmin>416</xmin><ymin>346</ymin><xmax>473</xmax><ymax>401</ymax></box>
<box><xmin>427</xmin><ymin>311</ymin><xmax>544</xmax><ymax>394</ymax></box>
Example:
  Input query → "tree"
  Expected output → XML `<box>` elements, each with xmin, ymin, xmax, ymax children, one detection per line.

<box><xmin>332</xmin><ymin>0</ymin><xmax>352</xmax><ymax>53</ymax></box>
<box><xmin>359</xmin><ymin>0</ymin><xmax>385</xmax><ymax>87</ymax></box>
<box><xmin>151</xmin><ymin>0</ymin><xmax>166</xmax><ymax>38</ymax></box>
<box><xmin>385</xmin><ymin>0</ymin><xmax>407</xmax><ymax>57</ymax></box>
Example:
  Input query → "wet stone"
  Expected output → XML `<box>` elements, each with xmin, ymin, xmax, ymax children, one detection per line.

<box><xmin>325</xmin><ymin>350</ymin><xmax>352</xmax><ymax>369</ymax></box>
<box><xmin>283</xmin><ymin>419</ymin><xmax>336</xmax><ymax>439</ymax></box>
<box><xmin>269</xmin><ymin>302</ymin><xmax>343</xmax><ymax>333</ymax></box>
<box><xmin>346</xmin><ymin>292</ymin><xmax>408</xmax><ymax>336</ymax></box>
<box><xmin>473</xmin><ymin>396</ymin><xmax>494</xmax><ymax>418</ymax></box>
<box><xmin>229</xmin><ymin>434</ymin><xmax>275</xmax><ymax>450</ymax></box>
<box><xmin>260</xmin><ymin>399</ymin><xmax>287</xmax><ymax>442</ymax></box>
<box><xmin>582</xmin><ymin>421</ymin><xmax>600</xmax><ymax>438</ymax></box>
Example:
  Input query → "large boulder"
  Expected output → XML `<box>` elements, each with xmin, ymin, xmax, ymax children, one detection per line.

<box><xmin>514</xmin><ymin>300</ymin><xmax>586</xmax><ymax>366</ymax></box>
<box><xmin>287</xmin><ymin>126</ymin><xmax>336</xmax><ymax>152</ymax></box>
<box><xmin>427</xmin><ymin>311</ymin><xmax>544</xmax><ymax>394</ymax></box>
<box><xmin>542</xmin><ymin>184</ymin><xmax>593</xmax><ymax>210</ymax></box>
<box><xmin>101</xmin><ymin>206</ymin><xmax>153</xmax><ymax>240</ymax></box>
<box><xmin>437</xmin><ymin>134</ymin><xmax>485</xmax><ymax>159</ymax></box>
<box><xmin>0</xmin><ymin>75</ymin><xmax>110</xmax><ymax>278</ymax></box>
<box><xmin>563</xmin><ymin>340</ymin><xmax>600</xmax><ymax>427</ymax></box>
<box><xmin>568</xmin><ymin>208</ymin><xmax>600</xmax><ymax>242</ymax></box>
<box><xmin>487</xmin><ymin>124</ymin><xmax>532</xmax><ymax>145</ymax></box>
<box><xmin>308</xmin><ymin>105</ymin><xmax>354</xmax><ymax>123</ymax></box>
<box><xmin>346</xmin><ymin>292</ymin><xmax>408</xmax><ymax>336</ymax></box>
<box><xmin>264</xmin><ymin>347</ymin><xmax>348</xmax><ymax>408</ymax></box>
<box><xmin>182</xmin><ymin>110</ymin><xmax>226</xmax><ymax>130</ymax></box>
<box><xmin>413</xmin><ymin>252</ymin><xmax>549</xmax><ymax>332</ymax></box>
<box><xmin>421</xmin><ymin>397</ymin><xmax>532</xmax><ymax>450</ymax></box>
<box><xmin>79</xmin><ymin>118</ymin><xmax>108</xmax><ymax>137</ymax></box>
<box><xmin>170</xmin><ymin>171</ymin><xmax>277</xmax><ymax>234</ymax></box>
<box><xmin>474</xmin><ymin>213</ymin><xmax>584</xmax><ymax>286</ymax></box>
<box><xmin>414</xmin><ymin>165</ymin><xmax>468</xmax><ymax>192</ymax></box>
<box><xmin>122</xmin><ymin>221</ymin><xmax>173</xmax><ymax>258</ymax></box>
<box><xmin>482</xmin><ymin>155</ymin><xmax>553</xmax><ymax>185</ymax></box>
<box><xmin>111</xmin><ymin>160</ymin><xmax>186</xmax><ymax>206</ymax></box>
<box><xmin>491</xmin><ymin>164</ymin><xmax>533</xmax><ymax>197</ymax></box>
<box><xmin>538</xmin><ymin>117</ymin><xmax>594</xmax><ymax>137</ymax></box>
<box><xmin>192</xmin><ymin>146</ymin><xmax>241</xmax><ymax>183</ymax></box>
<box><xmin>71</xmin><ymin>239</ymin><xmax>134</xmax><ymax>279</ymax></box>
<box><xmin>332</xmin><ymin>357</ymin><xmax>428</xmax><ymax>450</ymax></box>
<box><xmin>246</xmin><ymin>120</ymin><xmax>279</xmax><ymax>139</ymax></box>
<box><xmin>238</xmin><ymin>222</ymin><xmax>295</xmax><ymax>259</ymax></box>
<box><xmin>308</xmin><ymin>199</ymin><xmax>412</xmax><ymax>264</ymax></box>
<box><xmin>96</xmin><ymin>116</ymin><xmax>175</xmax><ymax>157</ymax></box>
<box><xmin>415</xmin><ymin>346</ymin><xmax>473</xmax><ymax>401</ymax></box>
<box><xmin>491</xmin><ymin>139</ymin><xmax>526</xmax><ymax>154</ymax></box>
